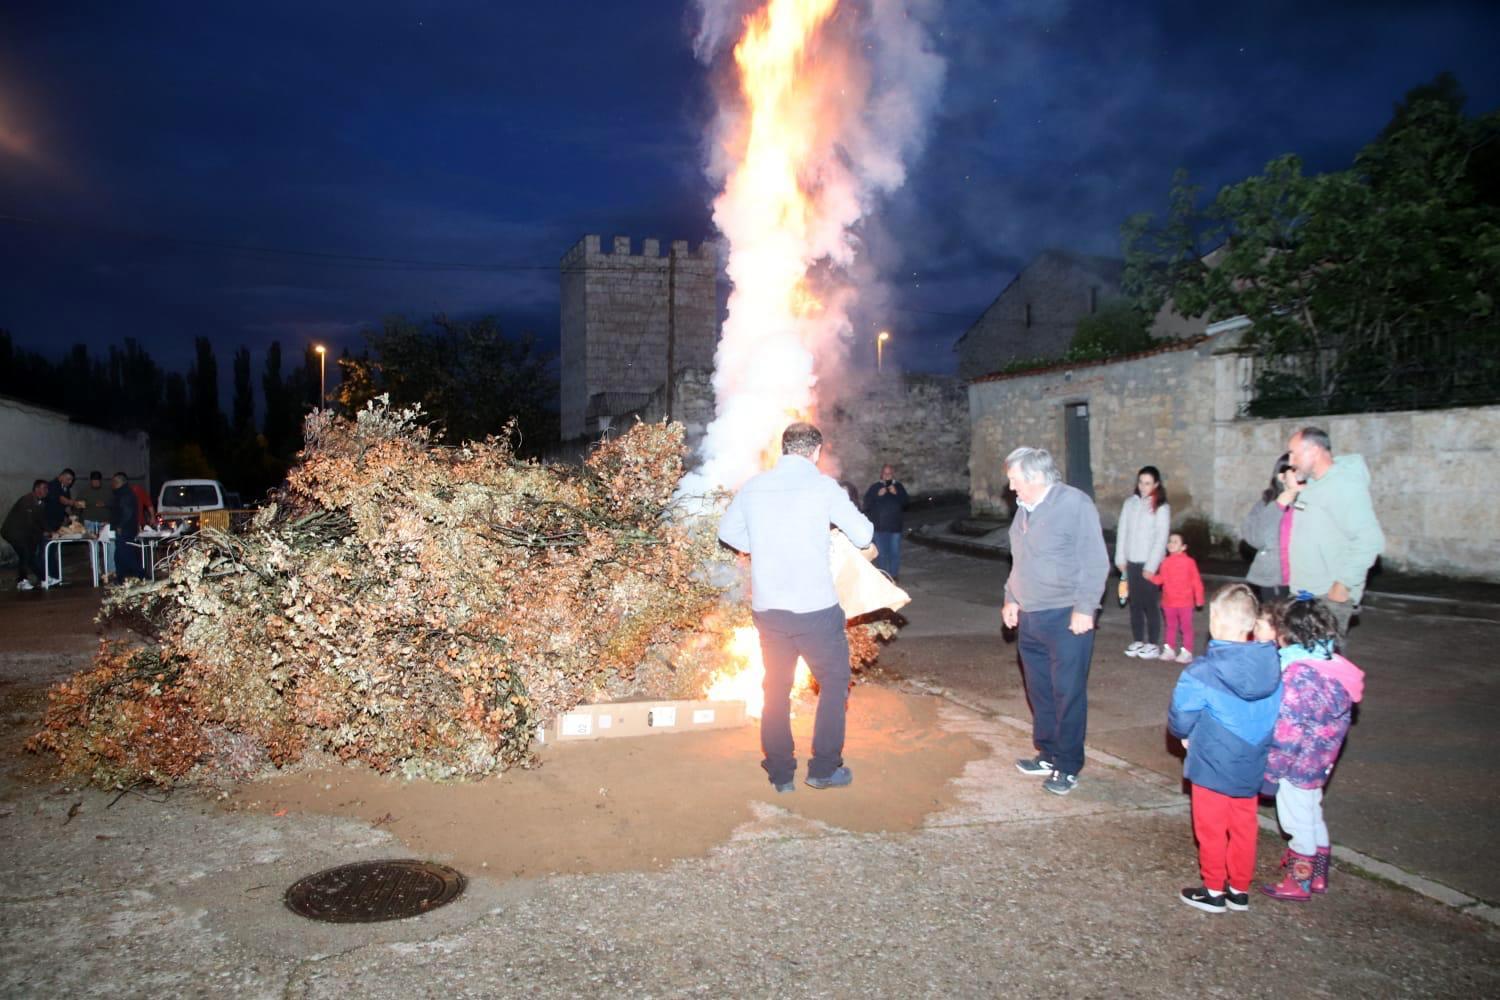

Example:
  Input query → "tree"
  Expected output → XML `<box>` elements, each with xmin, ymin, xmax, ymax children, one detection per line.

<box><xmin>231</xmin><ymin>347</ymin><xmax>255</xmax><ymax>438</ymax></box>
<box><xmin>336</xmin><ymin>315</ymin><xmax>558</xmax><ymax>453</ymax></box>
<box><xmin>1123</xmin><ymin>77</ymin><xmax>1500</xmax><ymax>414</ymax></box>
<box><xmin>1070</xmin><ymin>300</ymin><xmax>1154</xmax><ymax>357</ymax></box>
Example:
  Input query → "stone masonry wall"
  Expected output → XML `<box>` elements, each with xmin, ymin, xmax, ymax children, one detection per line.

<box><xmin>820</xmin><ymin>374</ymin><xmax>970</xmax><ymax>499</ymax></box>
<box><xmin>1211</xmin><ymin>406</ymin><xmax>1500</xmax><ymax>580</ymax></box>
<box><xmin>968</xmin><ymin>340</ymin><xmax>1218</xmax><ymax>529</ymax></box>
<box><xmin>559</xmin><ymin>235</ymin><xmax>717</xmax><ymax>441</ymax></box>
<box><xmin>633</xmin><ymin>369</ymin><xmax>970</xmax><ymax>499</ymax></box>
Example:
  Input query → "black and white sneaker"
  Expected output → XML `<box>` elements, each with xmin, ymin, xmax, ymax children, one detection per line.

<box><xmin>1014</xmin><ymin>754</ymin><xmax>1055</xmax><ymax>776</ymax></box>
<box><xmin>1042</xmin><ymin>771</ymin><xmax>1079</xmax><ymax>795</ymax></box>
<box><xmin>1222</xmin><ymin>887</ymin><xmax>1249</xmax><ymax>911</ymax></box>
<box><xmin>1180</xmin><ymin>886</ymin><xmax>1227</xmax><ymax>913</ymax></box>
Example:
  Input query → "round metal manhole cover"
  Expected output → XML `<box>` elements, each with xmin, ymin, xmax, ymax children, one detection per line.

<box><xmin>284</xmin><ymin>859</ymin><xmax>466</xmax><ymax>923</ymax></box>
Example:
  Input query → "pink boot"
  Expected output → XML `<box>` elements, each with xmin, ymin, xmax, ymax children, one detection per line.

<box><xmin>1310</xmin><ymin>847</ymin><xmax>1331</xmax><ymax>894</ymax></box>
<box><xmin>1260</xmin><ymin>851</ymin><xmax>1314</xmax><ymax>901</ymax></box>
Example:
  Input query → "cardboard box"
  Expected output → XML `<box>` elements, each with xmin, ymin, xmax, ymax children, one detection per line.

<box><xmin>546</xmin><ymin>698</ymin><xmax>748</xmax><ymax>743</ymax></box>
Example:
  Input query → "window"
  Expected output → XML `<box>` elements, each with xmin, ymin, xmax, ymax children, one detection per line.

<box><xmin>1024</xmin><ymin>303</ymin><xmax>1032</xmax><ymax>328</ymax></box>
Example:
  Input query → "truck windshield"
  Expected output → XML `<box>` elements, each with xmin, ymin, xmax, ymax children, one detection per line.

<box><xmin>160</xmin><ymin>485</ymin><xmax>220</xmax><ymax>508</ymax></box>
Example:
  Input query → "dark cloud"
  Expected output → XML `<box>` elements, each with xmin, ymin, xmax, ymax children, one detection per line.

<box><xmin>1</xmin><ymin>0</ymin><xmax>1496</xmax><ymax>381</ymax></box>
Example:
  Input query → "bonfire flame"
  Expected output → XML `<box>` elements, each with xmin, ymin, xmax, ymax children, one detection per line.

<box><xmin>688</xmin><ymin>0</ymin><xmax>936</xmax><ymax>705</ymax></box>
<box><xmin>706</xmin><ymin>626</ymin><xmax>814</xmax><ymax>720</ymax></box>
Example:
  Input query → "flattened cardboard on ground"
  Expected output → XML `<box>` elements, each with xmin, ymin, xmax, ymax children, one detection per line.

<box><xmin>547</xmin><ymin>699</ymin><xmax>748</xmax><ymax>742</ymax></box>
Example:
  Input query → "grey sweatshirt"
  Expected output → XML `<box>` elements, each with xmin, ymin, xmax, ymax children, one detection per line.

<box><xmin>1004</xmin><ymin>483</ymin><xmax>1110</xmax><ymax>615</ymax></box>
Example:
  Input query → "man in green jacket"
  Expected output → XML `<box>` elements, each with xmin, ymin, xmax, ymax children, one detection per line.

<box><xmin>1286</xmin><ymin>426</ymin><xmax>1385</xmax><ymax>644</ymax></box>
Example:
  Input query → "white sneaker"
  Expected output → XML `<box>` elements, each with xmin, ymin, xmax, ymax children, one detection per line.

<box><xmin>1136</xmin><ymin>644</ymin><xmax>1159</xmax><ymax>659</ymax></box>
<box><xmin>1158</xmin><ymin>644</ymin><xmax>1176</xmax><ymax>660</ymax></box>
<box><xmin>1125</xmin><ymin>642</ymin><xmax>1145</xmax><ymax>657</ymax></box>
<box><xmin>16</xmin><ymin>579</ymin><xmax>34</xmax><ymax>591</ymax></box>
<box><xmin>1177</xmin><ymin>647</ymin><xmax>1194</xmax><ymax>664</ymax></box>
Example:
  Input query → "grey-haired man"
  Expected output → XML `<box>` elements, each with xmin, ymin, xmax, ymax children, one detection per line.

<box><xmin>1001</xmin><ymin>446</ymin><xmax>1110</xmax><ymax>795</ymax></box>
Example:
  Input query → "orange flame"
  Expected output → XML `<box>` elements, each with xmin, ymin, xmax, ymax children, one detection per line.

<box><xmin>706</xmin><ymin>626</ymin><xmax>812</xmax><ymax>720</ymax></box>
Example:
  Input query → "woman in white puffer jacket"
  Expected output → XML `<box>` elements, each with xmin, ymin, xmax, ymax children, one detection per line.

<box><xmin>1115</xmin><ymin>465</ymin><xmax>1171</xmax><ymax>658</ymax></box>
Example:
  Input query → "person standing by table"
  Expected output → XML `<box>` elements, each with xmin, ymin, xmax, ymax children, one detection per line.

<box><xmin>718</xmin><ymin>422</ymin><xmax>875</xmax><ymax>793</ymax></box>
<box><xmin>3</xmin><ymin>480</ymin><xmax>49</xmax><ymax>591</ymax></box>
<box><xmin>863</xmin><ymin>463</ymin><xmax>909</xmax><ymax>581</ymax></box>
<box><xmin>1003</xmin><ymin>446</ymin><xmax>1111</xmax><ymax>796</ymax></box>
<box><xmin>110</xmin><ymin>472</ymin><xmax>145</xmax><ymax>581</ymax></box>
<box><xmin>76</xmin><ymin>471</ymin><xmax>113</xmax><ymax>534</ymax></box>
<box><xmin>43</xmin><ymin>468</ymin><xmax>85</xmax><ymax>534</ymax></box>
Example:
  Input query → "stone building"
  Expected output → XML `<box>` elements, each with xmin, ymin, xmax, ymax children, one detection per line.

<box><xmin>559</xmin><ymin>235</ymin><xmax>718</xmax><ymax>442</ymax></box>
<box><xmin>954</xmin><ymin>249</ymin><xmax>1125</xmax><ymax>380</ymax></box>
<box><xmin>966</xmin><ymin>326</ymin><xmax>1500</xmax><ymax>581</ymax></box>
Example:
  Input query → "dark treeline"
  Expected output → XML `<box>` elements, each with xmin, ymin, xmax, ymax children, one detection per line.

<box><xmin>2</xmin><ymin>316</ymin><xmax>559</xmax><ymax>500</ymax></box>
<box><xmin>0</xmin><ymin>330</ymin><xmax>321</xmax><ymax>499</ymax></box>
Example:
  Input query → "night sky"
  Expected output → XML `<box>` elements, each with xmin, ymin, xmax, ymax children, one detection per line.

<box><xmin>3</xmin><ymin>0</ymin><xmax>1497</xmax><ymax>386</ymax></box>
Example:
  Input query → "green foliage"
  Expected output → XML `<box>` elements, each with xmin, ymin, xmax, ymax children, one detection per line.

<box><xmin>1070</xmin><ymin>299</ymin><xmax>1154</xmax><ymax>356</ymax></box>
<box><xmin>337</xmin><ymin>315</ymin><xmax>558</xmax><ymax>454</ymax></box>
<box><xmin>1124</xmin><ymin>74</ymin><xmax>1500</xmax><ymax>416</ymax></box>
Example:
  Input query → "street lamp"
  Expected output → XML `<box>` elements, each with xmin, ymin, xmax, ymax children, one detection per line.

<box><xmin>877</xmin><ymin>330</ymin><xmax>890</xmax><ymax>372</ymax></box>
<box><xmin>314</xmin><ymin>345</ymin><xmax>326</xmax><ymax>408</ymax></box>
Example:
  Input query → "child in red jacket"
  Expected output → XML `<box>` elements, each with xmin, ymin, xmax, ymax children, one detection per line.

<box><xmin>1150</xmin><ymin>532</ymin><xmax>1205</xmax><ymax>663</ymax></box>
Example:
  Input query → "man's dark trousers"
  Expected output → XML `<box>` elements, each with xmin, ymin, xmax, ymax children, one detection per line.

<box><xmin>1017</xmin><ymin>606</ymin><xmax>1094</xmax><ymax>776</ymax></box>
<box><xmin>873</xmin><ymin>530</ymin><xmax>901</xmax><ymax>579</ymax></box>
<box><xmin>753</xmin><ymin>604</ymin><xmax>850</xmax><ymax>785</ymax></box>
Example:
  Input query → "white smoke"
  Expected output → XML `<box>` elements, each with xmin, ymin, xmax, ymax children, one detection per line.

<box><xmin>680</xmin><ymin>0</ymin><xmax>946</xmax><ymax>499</ymax></box>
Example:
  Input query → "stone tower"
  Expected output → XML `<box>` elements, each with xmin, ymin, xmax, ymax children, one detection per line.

<box><xmin>560</xmin><ymin>235</ymin><xmax>717</xmax><ymax>442</ymax></box>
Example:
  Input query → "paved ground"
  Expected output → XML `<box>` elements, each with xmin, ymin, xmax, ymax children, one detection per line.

<box><xmin>1</xmin><ymin>539</ymin><xmax>1497</xmax><ymax>997</ymax></box>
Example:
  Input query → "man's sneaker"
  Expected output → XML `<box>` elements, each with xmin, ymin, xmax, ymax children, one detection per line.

<box><xmin>1124</xmin><ymin>641</ymin><xmax>1145</xmax><ymax>657</ymax></box>
<box><xmin>772</xmin><ymin>780</ymin><xmax>796</xmax><ymax>794</ymax></box>
<box><xmin>16</xmin><ymin>579</ymin><xmax>34</xmax><ymax>591</ymax></box>
<box><xmin>1042</xmin><ymin>771</ymin><xmax>1078</xmax><ymax>795</ymax></box>
<box><xmin>1135</xmin><ymin>644</ymin><xmax>1159</xmax><ymax>659</ymax></box>
<box><xmin>1176</xmin><ymin>647</ymin><xmax>1194</xmax><ymax>664</ymax></box>
<box><xmin>805</xmin><ymin>766</ymin><xmax>853</xmax><ymax>790</ymax></box>
<box><xmin>1015</xmin><ymin>754</ymin><xmax>1055</xmax><ymax>776</ymax></box>
<box><xmin>1180</xmin><ymin>886</ymin><xmax>1227</xmax><ymax>913</ymax></box>
<box><xmin>1158</xmin><ymin>644</ymin><xmax>1176</xmax><ymax>660</ymax></box>
<box><xmin>1222</xmin><ymin>887</ymin><xmax>1249</xmax><ymax>911</ymax></box>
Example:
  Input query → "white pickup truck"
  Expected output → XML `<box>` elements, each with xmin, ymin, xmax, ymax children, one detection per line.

<box><xmin>156</xmin><ymin>479</ymin><xmax>239</xmax><ymax>534</ymax></box>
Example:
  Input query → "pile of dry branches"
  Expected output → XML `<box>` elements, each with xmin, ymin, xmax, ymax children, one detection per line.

<box><xmin>30</xmin><ymin>401</ymin><xmax>741</xmax><ymax>786</ymax></box>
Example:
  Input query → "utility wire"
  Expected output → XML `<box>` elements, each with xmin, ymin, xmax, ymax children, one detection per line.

<box><xmin>0</xmin><ymin>210</ymin><xmax>977</xmax><ymax>319</ymax></box>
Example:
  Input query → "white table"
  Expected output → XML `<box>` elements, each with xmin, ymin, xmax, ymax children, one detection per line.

<box><xmin>42</xmin><ymin>536</ymin><xmax>103</xmax><ymax>588</ymax></box>
<box><xmin>128</xmin><ymin>532</ymin><xmax>174</xmax><ymax>581</ymax></box>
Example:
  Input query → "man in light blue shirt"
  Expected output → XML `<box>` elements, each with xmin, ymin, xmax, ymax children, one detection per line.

<box><xmin>718</xmin><ymin>422</ymin><xmax>874</xmax><ymax>792</ymax></box>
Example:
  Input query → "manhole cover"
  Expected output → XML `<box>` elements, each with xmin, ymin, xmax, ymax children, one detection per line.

<box><xmin>284</xmin><ymin>859</ymin><xmax>466</xmax><ymax>923</ymax></box>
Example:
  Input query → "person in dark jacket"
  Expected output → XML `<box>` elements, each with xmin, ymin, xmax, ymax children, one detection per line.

<box><xmin>3</xmin><ymin>480</ymin><xmax>49</xmax><ymax>591</ymax></box>
<box><xmin>862</xmin><ymin>463</ymin><xmax>909</xmax><ymax>580</ymax></box>
<box><xmin>1168</xmin><ymin>583</ymin><xmax>1283</xmax><ymax>913</ymax></box>
<box><xmin>43</xmin><ymin>468</ymin><xmax>84</xmax><ymax>533</ymax></box>
<box><xmin>110</xmin><ymin>473</ymin><xmax>145</xmax><ymax>581</ymax></box>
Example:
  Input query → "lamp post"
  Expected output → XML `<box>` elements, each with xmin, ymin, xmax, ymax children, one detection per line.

<box><xmin>877</xmin><ymin>330</ymin><xmax>890</xmax><ymax>372</ymax></box>
<box><xmin>315</xmin><ymin>345</ymin><xmax>326</xmax><ymax>408</ymax></box>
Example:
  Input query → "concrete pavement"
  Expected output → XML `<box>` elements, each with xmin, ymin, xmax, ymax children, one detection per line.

<box><xmin>1</xmin><ymin>542</ymin><xmax>1498</xmax><ymax>996</ymax></box>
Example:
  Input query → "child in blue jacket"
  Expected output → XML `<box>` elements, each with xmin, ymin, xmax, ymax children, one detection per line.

<box><xmin>1168</xmin><ymin>583</ymin><xmax>1283</xmax><ymax>913</ymax></box>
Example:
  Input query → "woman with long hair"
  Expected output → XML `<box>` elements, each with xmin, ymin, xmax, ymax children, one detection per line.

<box><xmin>1240</xmin><ymin>452</ymin><xmax>1301</xmax><ymax>601</ymax></box>
<box><xmin>1115</xmin><ymin>465</ymin><xmax>1171</xmax><ymax>658</ymax></box>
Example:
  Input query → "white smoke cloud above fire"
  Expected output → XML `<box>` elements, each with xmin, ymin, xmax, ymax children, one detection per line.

<box><xmin>679</xmin><ymin>0</ymin><xmax>945</xmax><ymax>496</ymax></box>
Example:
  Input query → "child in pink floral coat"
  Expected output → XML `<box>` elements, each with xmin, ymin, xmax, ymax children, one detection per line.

<box><xmin>1260</xmin><ymin>595</ymin><xmax>1366</xmax><ymax>901</ymax></box>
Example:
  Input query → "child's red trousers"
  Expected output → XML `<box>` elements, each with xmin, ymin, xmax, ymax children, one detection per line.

<box><xmin>1191</xmin><ymin>784</ymin><xmax>1259</xmax><ymax>891</ymax></box>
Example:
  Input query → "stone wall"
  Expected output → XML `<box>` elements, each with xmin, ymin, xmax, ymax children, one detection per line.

<box><xmin>0</xmin><ymin>396</ymin><xmax>150</xmax><ymax>563</ymax></box>
<box><xmin>968</xmin><ymin>339</ymin><xmax>1218</xmax><ymax>528</ymax></box>
<box><xmin>1211</xmin><ymin>406</ymin><xmax>1500</xmax><ymax>580</ymax></box>
<box><xmin>818</xmin><ymin>374</ymin><xmax>970</xmax><ymax>498</ymax></box>
<box><xmin>632</xmin><ymin>369</ymin><xmax>970</xmax><ymax>498</ymax></box>
<box><xmin>559</xmin><ymin>235</ymin><xmax>717</xmax><ymax>441</ymax></box>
